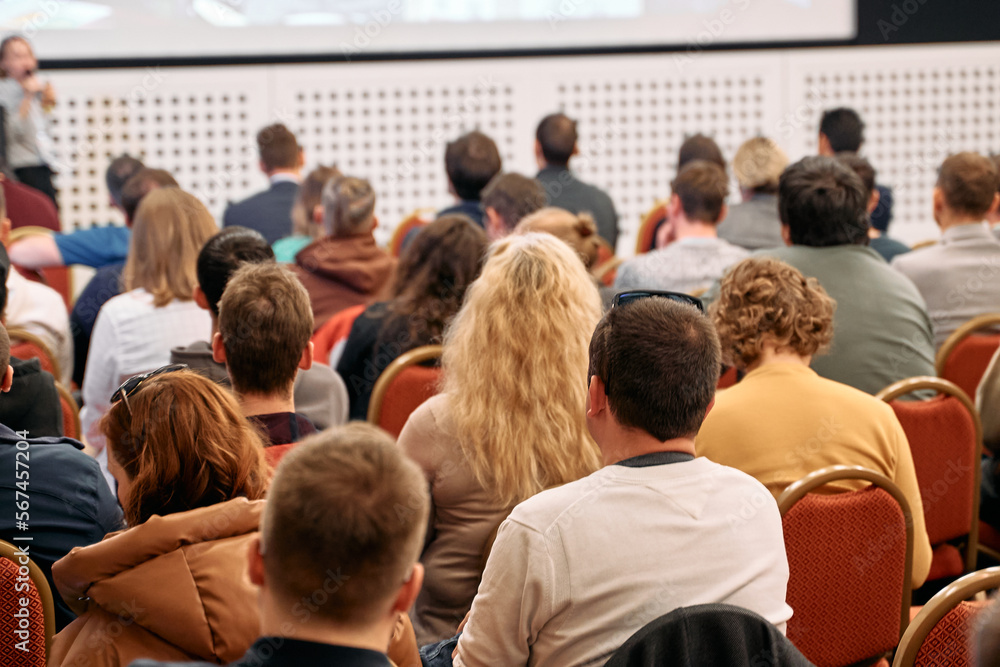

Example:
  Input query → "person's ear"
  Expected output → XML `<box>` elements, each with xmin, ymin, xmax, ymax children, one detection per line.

<box><xmin>571</xmin><ymin>142</ymin><xmax>580</xmax><ymax>158</ymax></box>
<box><xmin>989</xmin><ymin>192</ymin><xmax>1000</xmax><ymax>218</ymax></box>
<box><xmin>587</xmin><ymin>375</ymin><xmax>608</xmax><ymax>418</ymax></box>
<box><xmin>312</xmin><ymin>204</ymin><xmax>323</xmax><ymax>225</ymax></box>
<box><xmin>369</xmin><ymin>215</ymin><xmax>379</xmax><ymax>233</ymax></box>
<box><xmin>1</xmin><ymin>365</ymin><xmax>12</xmax><ymax>393</ymax></box>
<box><xmin>485</xmin><ymin>207</ymin><xmax>504</xmax><ymax>241</ymax></box>
<box><xmin>211</xmin><ymin>331</ymin><xmax>227</xmax><ymax>364</ymax></box>
<box><xmin>298</xmin><ymin>341</ymin><xmax>314</xmax><ymax>371</ymax></box>
<box><xmin>391</xmin><ymin>562</ymin><xmax>424</xmax><ymax>614</ymax></box>
<box><xmin>297</xmin><ymin>148</ymin><xmax>305</xmax><ymax>169</ymax></box>
<box><xmin>704</xmin><ymin>395</ymin><xmax>717</xmax><ymax>420</ymax></box>
<box><xmin>0</xmin><ymin>217</ymin><xmax>10</xmax><ymax>247</ymax></box>
<box><xmin>932</xmin><ymin>187</ymin><xmax>946</xmax><ymax>224</ymax></box>
<box><xmin>780</xmin><ymin>224</ymin><xmax>792</xmax><ymax>246</ymax></box>
<box><xmin>867</xmin><ymin>189</ymin><xmax>881</xmax><ymax>216</ymax></box>
<box><xmin>247</xmin><ymin>536</ymin><xmax>266</xmax><ymax>588</ymax></box>
<box><xmin>193</xmin><ymin>285</ymin><xmax>210</xmax><ymax>312</ymax></box>
<box><xmin>717</xmin><ymin>202</ymin><xmax>729</xmax><ymax>224</ymax></box>
<box><xmin>818</xmin><ymin>133</ymin><xmax>832</xmax><ymax>156</ymax></box>
<box><xmin>667</xmin><ymin>193</ymin><xmax>683</xmax><ymax>219</ymax></box>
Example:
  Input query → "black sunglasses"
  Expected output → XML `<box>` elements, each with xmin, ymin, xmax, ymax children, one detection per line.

<box><xmin>110</xmin><ymin>364</ymin><xmax>188</xmax><ymax>416</ymax></box>
<box><xmin>612</xmin><ymin>290</ymin><xmax>705</xmax><ymax>313</ymax></box>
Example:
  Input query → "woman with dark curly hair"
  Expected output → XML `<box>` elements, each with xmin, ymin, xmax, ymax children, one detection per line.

<box><xmin>695</xmin><ymin>256</ymin><xmax>931</xmax><ymax>589</ymax></box>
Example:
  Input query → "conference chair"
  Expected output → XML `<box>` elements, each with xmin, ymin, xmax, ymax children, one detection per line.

<box><xmin>877</xmin><ymin>377</ymin><xmax>981</xmax><ymax>581</ymax></box>
<box><xmin>0</xmin><ymin>538</ymin><xmax>55</xmax><ymax>666</ymax></box>
<box><xmin>7</xmin><ymin>327</ymin><xmax>62</xmax><ymax>383</ymax></box>
<box><xmin>892</xmin><ymin>566</ymin><xmax>1000</xmax><ymax>667</ymax></box>
<box><xmin>55</xmin><ymin>383</ymin><xmax>81</xmax><ymax>440</ymax></box>
<box><xmin>310</xmin><ymin>303</ymin><xmax>366</xmax><ymax>367</ymax></box>
<box><xmin>935</xmin><ymin>313</ymin><xmax>1000</xmax><ymax>403</ymax></box>
<box><xmin>778</xmin><ymin>465</ymin><xmax>914</xmax><ymax>667</ymax></box>
<box><xmin>635</xmin><ymin>201</ymin><xmax>667</xmax><ymax>255</ymax></box>
<box><xmin>367</xmin><ymin>344</ymin><xmax>443</xmax><ymax>439</ymax></box>
<box><xmin>593</xmin><ymin>237</ymin><xmax>622</xmax><ymax>287</ymax></box>
<box><xmin>389</xmin><ymin>208</ymin><xmax>434</xmax><ymax>257</ymax></box>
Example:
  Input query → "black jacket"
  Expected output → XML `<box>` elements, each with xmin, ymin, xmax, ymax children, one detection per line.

<box><xmin>0</xmin><ymin>357</ymin><xmax>63</xmax><ymax>438</ymax></box>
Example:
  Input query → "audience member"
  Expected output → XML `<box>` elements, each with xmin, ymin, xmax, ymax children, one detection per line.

<box><xmin>337</xmin><ymin>215</ymin><xmax>487</xmax><ymax>421</ymax></box>
<box><xmin>293</xmin><ymin>175</ymin><xmax>395</xmax><ymax>329</ymax></box>
<box><xmin>214</xmin><ymin>262</ymin><xmax>318</xmax><ymax>466</ymax></box>
<box><xmin>224</xmin><ymin>123</ymin><xmax>303</xmax><ymax>244</ymax></box>
<box><xmin>989</xmin><ymin>154</ymin><xmax>1000</xmax><ymax>236</ymax></box>
<box><xmin>132</xmin><ymin>423</ymin><xmax>427</xmax><ymax>667</ymax></box>
<box><xmin>8</xmin><ymin>155</ymin><xmax>142</xmax><ymax>270</ymax></box>
<box><xmin>615</xmin><ymin>160</ymin><xmax>747</xmax><ymax>295</ymax></box>
<box><xmin>444</xmin><ymin>296</ymin><xmax>791</xmax><ymax>667</ymax></box>
<box><xmin>69</xmin><ymin>167</ymin><xmax>179</xmax><ymax>386</ymax></box>
<box><xmin>677</xmin><ymin>133</ymin><xmax>726</xmax><ymax>170</ymax></box>
<box><xmin>534</xmin><ymin>113</ymin><xmax>619</xmax><ymax>248</ymax></box>
<box><xmin>818</xmin><ymin>107</ymin><xmax>895</xmax><ymax>233</ymax></box>
<box><xmin>751</xmin><ymin>156</ymin><xmax>935</xmax><ymax>395</ymax></box>
<box><xmin>171</xmin><ymin>226</ymin><xmax>348</xmax><ymax>430</ymax></box>
<box><xmin>891</xmin><ymin>152</ymin><xmax>1000</xmax><ymax>348</ymax></box>
<box><xmin>439</xmin><ymin>131</ymin><xmax>502</xmax><ymax>227</ymax></box>
<box><xmin>480</xmin><ymin>172</ymin><xmax>546</xmax><ymax>240</ymax></box>
<box><xmin>716</xmin><ymin>137</ymin><xmax>788</xmax><ymax>250</ymax></box>
<box><xmin>397</xmin><ymin>233</ymin><xmax>603</xmax><ymax>645</ymax></box>
<box><xmin>272</xmin><ymin>164</ymin><xmax>341</xmax><ymax>263</ymax></box>
<box><xmin>49</xmin><ymin>369</ymin><xmax>268</xmax><ymax>666</ymax></box>
<box><xmin>0</xmin><ymin>322</ymin><xmax>122</xmax><ymax>630</ymax></box>
<box><xmin>974</xmin><ymin>347</ymin><xmax>1000</xmax><ymax>531</ymax></box>
<box><xmin>697</xmin><ymin>256</ymin><xmax>931</xmax><ymax>587</ymax></box>
<box><xmin>80</xmin><ymin>188</ymin><xmax>216</xmax><ymax>478</ymax></box>
<box><xmin>837</xmin><ymin>153</ymin><xmax>911</xmax><ymax>263</ymax></box>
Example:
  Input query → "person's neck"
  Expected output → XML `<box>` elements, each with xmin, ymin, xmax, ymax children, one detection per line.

<box><xmin>238</xmin><ymin>389</ymin><xmax>296</xmax><ymax>418</ymax></box>
<box><xmin>746</xmin><ymin>346</ymin><xmax>811</xmax><ymax>373</ymax></box>
<box><xmin>868</xmin><ymin>227</ymin><xmax>883</xmax><ymax>239</ymax></box>
<box><xmin>599</xmin><ymin>429</ymin><xmax>696</xmax><ymax>467</ymax></box>
<box><xmin>673</xmin><ymin>218</ymin><xmax>719</xmax><ymax>240</ymax></box>
<box><xmin>268</xmin><ymin>168</ymin><xmax>301</xmax><ymax>181</ymax></box>
<box><xmin>938</xmin><ymin>213</ymin><xmax>984</xmax><ymax>232</ymax></box>
<box><xmin>258</xmin><ymin>598</ymin><xmax>393</xmax><ymax>654</ymax></box>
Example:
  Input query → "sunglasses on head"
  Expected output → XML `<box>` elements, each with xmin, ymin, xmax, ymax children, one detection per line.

<box><xmin>110</xmin><ymin>364</ymin><xmax>188</xmax><ymax>416</ymax></box>
<box><xmin>612</xmin><ymin>290</ymin><xmax>705</xmax><ymax>313</ymax></box>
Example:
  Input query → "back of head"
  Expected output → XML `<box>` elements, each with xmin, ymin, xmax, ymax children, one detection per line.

<box><xmin>778</xmin><ymin>155</ymin><xmax>870</xmax><ymax>247</ymax></box>
<box><xmin>937</xmin><ymin>152</ymin><xmax>1000</xmax><ymax>219</ymax></box>
<box><xmin>120</xmin><ymin>168</ymin><xmax>180</xmax><ymax>222</ymax></box>
<box><xmin>218</xmin><ymin>262</ymin><xmax>313</xmax><ymax>397</ymax></box>
<box><xmin>105</xmin><ymin>155</ymin><xmax>145</xmax><ymax>208</ymax></box>
<box><xmin>123</xmin><ymin>188</ymin><xmax>219</xmax><ymax>307</ymax></box>
<box><xmin>444</xmin><ymin>131</ymin><xmax>502</xmax><ymax>201</ymax></box>
<box><xmin>733</xmin><ymin>137</ymin><xmax>788</xmax><ymax>194</ymax></box>
<box><xmin>835</xmin><ymin>153</ymin><xmax>876</xmax><ymax>194</ymax></box>
<box><xmin>678</xmin><ymin>133</ymin><xmax>726</xmax><ymax>171</ymax></box>
<box><xmin>481</xmin><ymin>172</ymin><xmax>547</xmax><ymax>233</ymax></box>
<box><xmin>102</xmin><ymin>370</ymin><xmax>267</xmax><ymax>527</ymax></box>
<box><xmin>257</xmin><ymin>123</ymin><xmax>300</xmax><ymax>173</ymax></box>
<box><xmin>292</xmin><ymin>165</ymin><xmax>341</xmax><ymax>237</ymax></box>
<box><xmin>819</xmin><ymin>107</ymin><xmax>865</xmax><ymax>153</ymax></box>
<box><xmin>671</xmin><ymin>160</ymin><xmax>730</xmax><ymax>224</ymax></box>
<box><xmin>535</xmin><ymin>113</ymin><xmax>578</xmax><ymax>167</ymax></box>
<box><xmin>197</xmin><ymin>226</ymin><xmax>275</xmax><ymax>317</ymax></box>
<box><xmin>710</xmin><ymin>257</ymin><xmax>834</xmax><ymax>370</ymax></box>
<box><xmin>515</xmin><ymin>206</ymin><xmax>601</xmax><ymax>269</ymax></box>
<box><xmin>588</xmin><ymin>297</ymin><xmax>720</xmax><ymax>441</ymax></box>
<box><xmin>443</xmin><ymin>232</ymin><xmax>603</xmax><ymax>506</ymax></box>
<box><xmin>322</xmin><ymin>175</ymin><xmax>376</xmax><ymax>237</ymax></box>
<box><xmin>262</xmin><ymin>422</ymin><xmax>429</xmax><ymax>626</ymax></box>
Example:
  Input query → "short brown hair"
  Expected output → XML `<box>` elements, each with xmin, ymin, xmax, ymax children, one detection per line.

<box><xmin>262</xmin><ymin>423</ymin><xmax>429</xmax><ymax>625</ymax></box>
<box><xmin>257</xmin><ymin>123</ymin><xmax>300</xmax><ymax>172</ymax></box>
<box><xmin>937</xmin><ymin>152</ymin><xmax>1000</xmax><ymax>218</ymax></box>
<box><xmin>678</xmin><ymin>133</ymin><xmax>726</xmax><ymax>171</ymax></box>
<box><xmin>671</xmin><ymin>160</ymin><xmax>729</xmax><ymax>224</ymax></box>
<box><xmin>536</xmin><ymin>113</ymin><xmax>578</xmax><ymax>167</ymax></box>
<box><xmin>120</xmin><ymin>168</ymin><xmax>179</xmax><ymax>222</ymax></box>
<box><xmin>481</xmin><ymin>173</ymin><xmax>547</xmax><ymax>233</ymax></box>
<box><xmin>588</xmin><ymin>298</ymin><xmax>720</xmax><ymax>441</ymax></box>
<box><xmin>836</xmin><ymin>153</ymin><xmax>876</xmax><ymax>194</ymax></box>
<box><xmin>102</xmin><ymin>370</ymin><xmax>268</xmax><ymax>527</ymax></box>
<box><xmin>444</xmin><ymin>131</ymin><xmax>502</xmax><ymax>201</ymax></box>
<box><xmin>711</xmin><ymin>257</ymin><xmax>835</xmax><ymax>370</ymax></box>
<box><xmin>322</xmin><ymin>176</ymin><xmax>376</xmax><ymax>237</ymax></box>
<box><xmin>218</xmin><ymin>262</ymin><xmax>313</xmax><ymax>397</ymax></box>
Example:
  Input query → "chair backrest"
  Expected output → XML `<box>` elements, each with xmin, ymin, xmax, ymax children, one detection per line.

<box><xmin>7</xmin><ymin>328</ymin><xmax>61</xmax><ymax>383</ymax></box>
<box><xmin>0</xmin><ymin>538</ymin><xmax>55</xmax><ymax>666</ymax></box>
<box><xmin>389</xmin><ymin>208</ymin><xmax>435</xmax><ymax>258</ymax></box>
<box><xmin>604</xmin><ymin>603</ymin><xmax>813</xmax><ymax>667</ymax></box>
<box><xmin>368</xmin><ymin>345</ymin><xmax>443</xmax><ymax>439</ymax></box>
<box><xmin>717</xmin><ymin>366</ymin><xmax>739</xmax><ymax>390</ymax></box>
<box><xmin>592</xmin><ymin>237</ymin><xmax>621</xmax><ymax>287</ymax></box>
<box><xmin>935</xmin><ymin>314</ymin><xmax>1000</xmax><ymax>401</ymax></box>
<box><xmin>310</xmin><ymin>303</ymin><xmax>366</xmax><ymax>367</ymax></box>
<box><xmin>55</xmin><ymin>384</ymin><xmax>80</xmax><ymax>440</ymax></box>
<box><xmin>877</xmin><ymin>376</ymin><xmax>982</xmax><ymax>574</ymax></box>
<box><xmin>777</xmin><ymin>465</ymin><xmax>913</xmax><ymax>667</ymax></box>
<box><xmin>635</xmin><ymin>201</ymin><xmax>667</xmax><ymax>255</ymax></box>
<box><xmin>892</xmin><ymin>566</ymin><xmax>1000</xmax><ymax>667</ymax></box>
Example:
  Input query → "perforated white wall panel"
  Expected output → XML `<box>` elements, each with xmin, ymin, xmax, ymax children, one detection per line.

<box><xmin>43</xmin><ymin>42</ymin><xmax>1000</xmax><ymax>255</ymax></box>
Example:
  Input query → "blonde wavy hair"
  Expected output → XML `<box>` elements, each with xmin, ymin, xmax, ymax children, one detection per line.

<box><xmin>443</xmin><ymin>232</ymin><xmax>603</xmax><ymax>506</ymax></box>
<box><xmin>123</xmin><ymin>189</ymin><xmax>218</xmax><ymax>307</ymax></box>
<box><xmin>710</xmin><ymin>257</ymin><xmax>835</xmax><ymax>370</ymax></box>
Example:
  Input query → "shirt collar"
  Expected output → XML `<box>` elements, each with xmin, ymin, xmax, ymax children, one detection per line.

<box><xmin>941</xmin><ymin>221</ymin><xmax>992</xmax><ymax>243</ymax></box>
<box><xmin>235</xmin><ymin>638</ymin><xmax>392</xmax><ymax>667</ymax></box>
<box><xmin>615</xmin><ymin>451</ymin><xmax>695</xmax><ymax>468</ymax></box>
<box><xmin>269</xmin><ymin>172</ymin><xmax>301</xmax><ymax>186</ymax></box>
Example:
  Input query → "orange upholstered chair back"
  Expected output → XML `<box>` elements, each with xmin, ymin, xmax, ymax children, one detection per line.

<box><xmin>877</xmin><ymin>377</ymin><xmax>982</xmax><ymax>576</ymax></box>
<box><xmin>717</xmin><ymin>366</ymin><xmax>739</xmax><ymax>390</ymax></box>
<box><xmin>368</xmin><ymin>345</ymin><xmax>443</xmax><ymax>439</ymax></box>
<box><xmin>0</xmin><ymin>540</ymin><xmax>55</xmax><ymax>666</ymax></box>
<box><xmin>7</xmin><ymin>329</ymin><xmax>61</xmax><ymax>382</ymax></box>
<box><xmin>935</xmin><ymin>314</ymin><xmax>1000</xmax><ymax>401</ymax></box>
<box><xmin>635</xmin><ymin>201</ymin><xmax>667</xmax><ymax>255</ymax></box>
<box><xmin>389</xmin><ymin>209</ymin><xmax>435</xmax><ymax>258</ymax></box>
<box><xmin>311</xmin><ymin>304</ymin><xmax>366</xmax><ymax>366</ymax></box>
<box><xmin>778</xmin><ymin>466</ymin><xmax>913</xmax><ymax>667</ymax></box>
<box><xmin>56</xmin><ymin>385</ymin><xmax>80</xmax><ymax>440</ymax></box>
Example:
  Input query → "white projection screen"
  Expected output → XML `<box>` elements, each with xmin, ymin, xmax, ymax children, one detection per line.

<box><xmin>7</xmin><ymin>0</ymin><xmax>856</xmax><ymax>61</ymax></box>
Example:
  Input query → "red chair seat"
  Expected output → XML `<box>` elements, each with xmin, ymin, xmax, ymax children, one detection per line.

<box><xmin>926</xmin><ymin>543</ymin><xmax>965</xmax><ymax>582</ymax></box>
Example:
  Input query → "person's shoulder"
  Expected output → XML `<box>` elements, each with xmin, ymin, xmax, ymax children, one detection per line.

<box><xmin>889</xmin><ymin>242</ymin><xmax>941</xmax><ymax>273</ymax></box>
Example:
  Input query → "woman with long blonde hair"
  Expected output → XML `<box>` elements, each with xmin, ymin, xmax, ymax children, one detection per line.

<box><xmin>397</xmin><ymin>232</ymin><xmax>603</xmax><ymax>644</ymax></box>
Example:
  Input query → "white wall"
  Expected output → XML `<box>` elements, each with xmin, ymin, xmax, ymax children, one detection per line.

<box><xmin>45</xmin><ymin>41</ymin><xmax>1000</xmax><ymax>254</ymax></box>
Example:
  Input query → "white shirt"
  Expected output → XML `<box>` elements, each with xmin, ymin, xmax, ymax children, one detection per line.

<box><xmin>454</xmin><ymin>457</ymin><xmax>793</xmax><ymax>667</ymax></box>
<box><xmin>80</xmin><ymin>289</ymin><xmax>211</xmax><ymax>452</ymax></box>
<box><xmin>6</xmin><ymin>268</ymin><xmax>73</xmax><ymax>386</ymax></box>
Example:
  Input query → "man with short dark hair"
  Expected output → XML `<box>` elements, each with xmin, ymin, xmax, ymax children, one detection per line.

<box><xmin>535</xmin><ymin>113</ymin><xmax>619</xmax><ymax>249</ymax></box>
<box><xmin>836</xmin><ymin>153</ymin><xmax>910</xmax><ymax>263</ymax></box>
<box><xmin>757</xmin><ymin>156</ymin><xmax>935</xmax><ymax>394</ymax></box>
<box><xmin>224</xmin><ymin>123</ymin><xmax>304</xmax><ymax>244</ymax></box>
<box><xmin>132</xmin><ymin>422</ymin><xmax>428</xmax><ymax>667</ymax></box>
<box><xmin>481</xmin><ymin>172</ymin><xmax>547</xmax><ymax>240</ymax></box>
<box><xmin>615</xmin><ymin>160</ymin><xmax>748</xmax><ymax>294</ymax></box>
<box><xmin>891</xmin><ymin>152</ymin><xmax>1000</xmax><ymax>348</ymax></box>
<box><xmin>449</xmin><ymin>297</ymin><xmax>790</xmax><ymax>667</ymax></box>
<box><xmin>440</xmin><ymin>131</ymin><xmax>502</xmax><ymax>228</ymax></box>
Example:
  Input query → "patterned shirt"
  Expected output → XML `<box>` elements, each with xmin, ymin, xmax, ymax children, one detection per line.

<box><xmin>614</xmin><ymin>237</ymin><xmax>750</xmax><ymax>295</ymax></box>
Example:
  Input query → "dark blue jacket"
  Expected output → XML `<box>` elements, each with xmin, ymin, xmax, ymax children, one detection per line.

<box><xmin>223</xmin><ymin>181</ymin><xmax>299</xmax><ymax>245</ymax></box>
